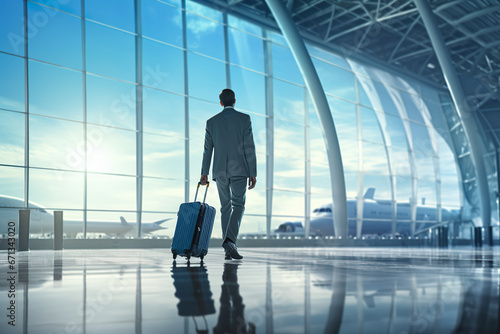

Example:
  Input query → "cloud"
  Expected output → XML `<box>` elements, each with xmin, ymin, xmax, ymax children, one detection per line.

<box><xmin>244</xmin><ymin>188</ymin><xmax>266</xmax><ymax>215</ymax></box>
<box><xmin>0</xmin><ymin>97</ymin><xmax>24</xmax><ymax>112</ymax></box>
<box><xmin>187</xmin><ymin>16</ymin><xmax>218</xmax><ymax>35</ymax></box>
<box><xmin>0</xmin><ymin>145</ymin><xmax>24</xmax><ymax>166</ymax></box>
<box><xmin>144</xmin><ymin>149</ymin><xmax>184</xmax><ymax>161</ymax></box>
<box><xmin>87</xmin><ymin>174</ymin><xmax>136</xmax><ymax>211</ymax></box>
<box><xmin>272</xmin><ymin>191</ymin><xmax>305</xmax><ymax>216</ymax></box>
<box><xmin>274</xmin><ymin>98</ymin><xmax>304</xmax><ymax>121</ymax></box>
<box><xmin>274</xmin><ymin>169</ymin><xmax>306</xmax><ymax>178</ymax></box>
<box><xmin>142</xmin><ymin>180</ymin><xmax>185</xmax><ymax>212</ymax></box>
<box><xmin>310</xmin><ymin>186</ymin><xmax>330</xmax><ymax>195</ymax></box>
<box><xmin>273</xmin><ymin>127</ymin><xmax>305</xmax><ymax>164</ymax></box>
<box><xmin>186</xmin><ymin>2</ymin><xmax>220</xmax><ymax>36</ymax></box>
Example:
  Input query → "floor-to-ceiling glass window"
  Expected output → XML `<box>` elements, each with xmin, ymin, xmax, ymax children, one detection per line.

<box><xmin>142</xmin><ymin>0</ymin><xmax>187</xmax><ymax>237</ymax></box>
<box><xmin>0</xmin><ymin>0</ymin><xmax>465</xmax><ymax>241</ymax></box>
<box><xmin>270</xmin><ymin>34</ymin><xmax>307</xmax><ymax>234</ymax></box>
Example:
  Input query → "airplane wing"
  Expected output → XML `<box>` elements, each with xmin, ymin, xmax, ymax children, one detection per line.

<box><xmin>63</xmin><ymin>218</ymin><xmax>134</xmax><ymax>238</ymax></box>
<box><xmin>153</xmin><ymin>218</ymin><xmax>172</xmax><ymax>226</ymax></box>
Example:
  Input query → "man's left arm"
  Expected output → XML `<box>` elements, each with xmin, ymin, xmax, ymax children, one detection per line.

<box><xmin>200</xmin><ymin>121</ymin><xmax>213</xmax><ymax>184</ymax></box>
<box><xmin>243</xmin><ymin>116</ymin><xmax>257</xmax><ymax>185</ymax></box>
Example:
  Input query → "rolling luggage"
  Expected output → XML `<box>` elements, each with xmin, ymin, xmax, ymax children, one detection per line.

<box><xmin>171</xmin><ymin>182</ymin><xmax>216</xmax><ymax>261</ymax></box>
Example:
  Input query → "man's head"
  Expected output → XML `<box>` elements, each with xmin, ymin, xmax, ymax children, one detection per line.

<box><xmin>219</xmin><ymin>89</ymin><xmax>235</xmax><ymax>107</ymax></box>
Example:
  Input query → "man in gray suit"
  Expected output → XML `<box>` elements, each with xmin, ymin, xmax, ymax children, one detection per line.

<box><xmin>200</xmin><ymin>89</ymin><xmax>257</xmax><ymax>260</ymax></box>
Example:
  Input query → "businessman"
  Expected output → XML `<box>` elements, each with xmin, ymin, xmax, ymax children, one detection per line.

<box><xmin>200</xmin><ymin>89</ymin><xmax>257</xmax><ymax>260</ymax></box>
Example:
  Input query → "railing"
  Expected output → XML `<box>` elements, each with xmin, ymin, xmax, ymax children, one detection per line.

<box><xmin>415</xmin><ymin>219</ymin><xmax>500</xmax><ymax>248</ymax></box>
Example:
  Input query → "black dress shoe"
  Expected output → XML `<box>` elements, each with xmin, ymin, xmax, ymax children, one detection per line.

<box><xmin>222</xmin><ymin>240</ymin><xmax>243</xmax><ymax>260</ymax></box>
<box><xmin>224</xmin><ymin>250</ymin><xmax>231</xmax><ymax>260</ymax></box>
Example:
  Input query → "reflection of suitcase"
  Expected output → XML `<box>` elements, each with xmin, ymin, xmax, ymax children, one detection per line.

<box><xmin>171</xmin><ymin>263</ymin><xmax>216</xmax><ymax>316</ymax></box>
<box><xmin>171</xmin><ymin>182</ymin><xmax>216</xmax><ymax>261</ymax></box>
<box><xmin>172</xmin><ymin>263</ymin><xmax>216</xmax><ymax>333</ymax></box>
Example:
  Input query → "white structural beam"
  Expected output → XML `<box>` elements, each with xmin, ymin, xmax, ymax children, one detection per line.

<box><xmin>414</xmin><ymin>0</ymin><xmax>491</xmax><ymax>227</ymax></box>
<box><xmin>454</xmin><ymin>5</ymin><xmax>500</xmax><ymax>25</ymax></box>
<box><xmin>265</xmin><ymin>0</ymin><xmax>348</xmax><ymax>238</ymax></box>
<box><xmin>304</xmin><ymin>87</ymin><xmax>311</xmax><ymax>238</ymax></box>
<box><xmin>263</xmin><ymin>30</ymin><xmax>274</xmax><ymax>238</ymax></box>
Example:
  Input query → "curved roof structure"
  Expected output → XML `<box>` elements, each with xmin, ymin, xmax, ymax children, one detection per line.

<box><xmin>198</xmin><ymin>0</ymin><xmax>500</xmax><ymax>146</ymax></box>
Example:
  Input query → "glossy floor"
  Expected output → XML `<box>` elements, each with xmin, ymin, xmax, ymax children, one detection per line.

<box><xmin>1</xmin><ymin>247</ymin><xmax>500</xmax><ymax>334</ymax></box>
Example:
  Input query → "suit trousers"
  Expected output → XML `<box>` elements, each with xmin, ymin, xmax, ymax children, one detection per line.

<box><xmin>215</xmin><ymin>175</ymin><xmax>247</xmax><ymax>243</ymax></box>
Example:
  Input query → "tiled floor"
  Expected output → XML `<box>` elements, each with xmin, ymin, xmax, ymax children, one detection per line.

<box><xmin>1</xmin><ymin>247</ymin><xmax>499</xmax><ymax>333</ymax></box>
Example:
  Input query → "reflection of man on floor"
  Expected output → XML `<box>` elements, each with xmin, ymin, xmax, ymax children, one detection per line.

<box><xmin>213</xmin><ymin>263</ymin><xmax>255</xmax><ymax>334</ymax></box>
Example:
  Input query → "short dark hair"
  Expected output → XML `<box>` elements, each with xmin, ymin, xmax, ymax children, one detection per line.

<box><xmin>219</xmin><ymin>89</ymin><xmax>235</xmax><ymax>107</ymax></box>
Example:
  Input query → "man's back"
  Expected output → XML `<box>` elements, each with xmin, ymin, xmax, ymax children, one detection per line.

<box><xmin>202</xmin><ymin>107</ymin><xmax>256</xmax><ymax>181</ymax></box>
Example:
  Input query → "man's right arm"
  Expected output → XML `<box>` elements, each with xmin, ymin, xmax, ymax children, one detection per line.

<box><xmin>201</xmin><ymin>121</ymin><xmax>213</xmax><ymax>180</ymax></box>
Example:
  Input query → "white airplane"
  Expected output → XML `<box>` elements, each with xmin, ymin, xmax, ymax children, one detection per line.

<box><xmin>0</xmin><ymin>195</ymin><xmax>170</xmax><ymax>238</ymax></box>
<box><xmin>275</xmin><ymin>188</ymin><xmax>461</xmax><ymax>236</ymax></box>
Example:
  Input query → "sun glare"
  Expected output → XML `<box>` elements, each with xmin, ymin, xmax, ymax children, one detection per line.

<box><xmin>87</xmin><ymin>148</ymin><xmax>110</xmax><ymax>172</ymax></box>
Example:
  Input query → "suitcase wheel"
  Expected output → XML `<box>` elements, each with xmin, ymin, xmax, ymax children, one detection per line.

<box><xmin>173</xmin><ymin>254</ymin><xmax>177</xmax><ymax>260</ymax></box>
<box><xmin>200</xmin><ymin>255</ymin><xmax>204</xmax><ymax>261</ymax></box>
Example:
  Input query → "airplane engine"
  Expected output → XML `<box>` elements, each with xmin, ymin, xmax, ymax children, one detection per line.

<box><xmin>274</xmin><ymin>222</ymin><xmax>305</xmax><ymax>234</ymax></box>
<box><xmin>279</xmin><ymin>223</ymin><xmax>296</xmax><ymax>233</ymax></box>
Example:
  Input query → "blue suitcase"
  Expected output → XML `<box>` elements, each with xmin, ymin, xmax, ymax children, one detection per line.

<box><xmin>171</xmin><ymin>182</ymin><xmax>216</xmax><ymax>261</ymax></box>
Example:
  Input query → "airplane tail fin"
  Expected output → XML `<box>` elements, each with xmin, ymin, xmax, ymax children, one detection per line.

<box><xmin>120</xmin><ymin>216</ymin><xmax>129</xmax><ymax>226</ymax></box>
<box><xmin>363</xmin><ymin>188</ymin><xmax>375</xmax><ymax>199</ymax></box>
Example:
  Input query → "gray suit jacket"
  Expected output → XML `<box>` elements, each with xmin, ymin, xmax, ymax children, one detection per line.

<box><xmin>201</xmin><ymin>107</ymin><xmax>257</xmax><ymax>181</ymax></box>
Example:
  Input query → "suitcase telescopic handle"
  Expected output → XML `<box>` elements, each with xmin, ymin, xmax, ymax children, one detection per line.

<box><xmin>194</xmin><ymin>182</ymin><xmax>210</xmax><ymax>203</ymax></box>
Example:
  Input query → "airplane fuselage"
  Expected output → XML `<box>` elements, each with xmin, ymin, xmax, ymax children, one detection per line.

<box><xmin>0</xmin><ymin>196</ymin><xmax>166</xmax><ymax>237</ymax></box>
<box><xmin>277</xmin><ymin>197</ymin><xmax>460</xmax><ymax>236</ymax></box>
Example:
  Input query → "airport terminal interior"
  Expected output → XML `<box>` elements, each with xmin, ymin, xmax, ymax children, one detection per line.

<box><xmin>1</xmin><ymin>0</ymin><xmax>500</xmax><ymax>333</ymax></box>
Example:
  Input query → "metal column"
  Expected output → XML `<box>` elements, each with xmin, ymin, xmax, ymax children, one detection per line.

<box><xmin>135</xmin><ymin>0</ymin><xmax>144</xmax><ymax>238</ymax></box>
<box><xmin>82</xmin><ymin>0</ymin><xmax>88</xmax><ymax>239</ymax></box>
<box><xmin>304</xmin><ymin>87</ymin><xmax>311</xmax><ymax>238</ymax></box>
<box><xmin>265</xmin><ymin>0</ymin><xmax>348</xmax><ymax>237</ymax></box>
<box><xmin>355</xmin><ymin>79</ymin><xmax>364</xmax><ymax>238</ymax></box>
<box><xmin>54</xmin><ymin>211</ymin><xmax>63</xmax><ymax>250</ymax></box>
<box><xmin>474</xmin><ymin>226</ymin><xmax>483</xmax><ymax>247</ymax></box>
<box><xmin>223</xmin><ymin>12</ymin><xmax>231</xmax><ymax>89</ymax></box>
<box><xmin>182</xmin><ymin>0</ymin><xmax>190</xmax><ymax>204</ymax></box>
<box><xmin>435</xmin><ymin>154</ymin><xmax>443</xmax><ymax>225</ymax></box>
<box><xmin>23</xmin><ymin>0</ymin><xmax>29</xmax><ymax>211</ymax></box>
<box><xmin>263</xmin><ymin>30</ymin><xmax>274</xmax><ymax>238</ymax></box>
<box><xmin>414</xmin><ymin>0</ymin><xmax>491</xmax><ymax>228</ymax></box>
<box><xmin>496</xmin><ymin>147</ymin><xmax>500</xmax><ymax>233</ymax></box>
<box><xmin>19</xmin><ymin>210</ymin><xmax>30</xmax><ymax>251</ymax></box>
